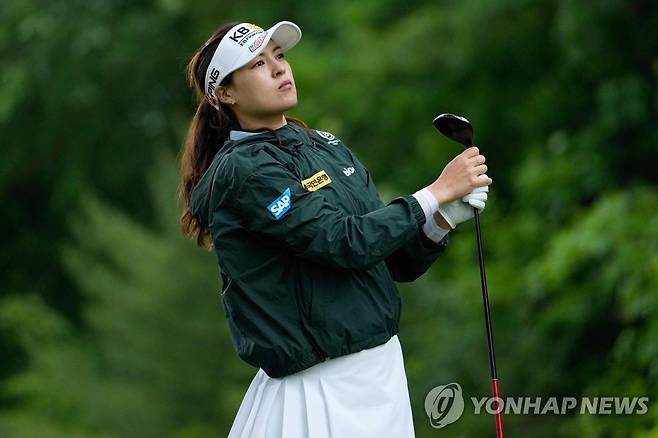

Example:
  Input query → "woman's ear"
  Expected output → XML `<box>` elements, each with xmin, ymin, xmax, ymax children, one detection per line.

<box><xmin>216</xmin><ymin>86</ymin><xmax>236</xmax><ymax>105</ymax></box>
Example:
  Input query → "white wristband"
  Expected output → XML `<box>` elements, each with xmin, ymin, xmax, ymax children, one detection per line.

<box><xmin>413</xmin><ymin>187</ymin><xmax>450</xmax><ymax>243</ymax></box>
<box><xmin>412</xmin><ymin>187</ymin><xmax>438</xmax><ymax>223</ymax></box>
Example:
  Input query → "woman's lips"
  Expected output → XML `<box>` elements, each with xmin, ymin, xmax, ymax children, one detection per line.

<box><xmin>279</xmin><ymin>80</ymin><xmax>293</xmax><ymax>90</ymax></box>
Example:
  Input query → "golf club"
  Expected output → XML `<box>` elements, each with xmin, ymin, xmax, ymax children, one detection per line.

<box><xmin>432</xmin><ymin>113</ymin><xmax>505</xmax><ymax>438</ymax></box>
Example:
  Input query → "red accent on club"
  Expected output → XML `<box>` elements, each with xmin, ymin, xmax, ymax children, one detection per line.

<box><xmin>492</xmin><ymin>378</ymin><xmax>504</xmax><ymax>438</ymax></box>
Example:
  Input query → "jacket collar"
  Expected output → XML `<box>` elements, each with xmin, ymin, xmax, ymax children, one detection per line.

<box><xmin>229</xmin><ymin>129</ymin><xmax>259</xmax><ymax>141</ymax></box>
<box><xmin>220</xmin><ymin>122</ymin><xmax>310</xmax><ymax>155</ymax></box>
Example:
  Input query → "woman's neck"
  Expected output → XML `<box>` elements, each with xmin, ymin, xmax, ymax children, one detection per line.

<box><xmin>237</xmin><ymin>113</ymin><xmax>287</xmax><ymax>132</ymax></box>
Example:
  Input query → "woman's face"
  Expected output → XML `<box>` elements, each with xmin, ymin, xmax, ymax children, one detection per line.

<box><xmin>218</xmin><ymin>40</ymin><xmax>297</xmax><ymax>120</ymax></box>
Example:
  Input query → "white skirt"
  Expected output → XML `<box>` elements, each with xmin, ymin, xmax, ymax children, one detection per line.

<box><xmin>227</xmin><ymin>334</ymin><xmax>416</xmax><ymax>438</ymax></box>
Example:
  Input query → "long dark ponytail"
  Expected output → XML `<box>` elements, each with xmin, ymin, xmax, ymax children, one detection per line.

<box><xmin>178</xmin><ymin>22</ymin><xmax>309</xmax><ymax>250</ymax></box>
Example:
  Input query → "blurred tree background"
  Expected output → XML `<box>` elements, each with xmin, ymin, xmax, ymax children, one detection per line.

<box><xmin>1</xmin><ymin>0</ymin><xmax>656</xmax><ymax>436</ymax></box>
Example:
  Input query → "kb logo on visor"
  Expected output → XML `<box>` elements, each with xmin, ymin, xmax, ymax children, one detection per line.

<box><xmin>228</xmin><ymin>26</ymin><xmax>250</xmax><ymax>43</ymax></box>
<box><xmin>228</xmin><ymin>24</ymin><xmax>264</xmax><ymax>46</ymax></box>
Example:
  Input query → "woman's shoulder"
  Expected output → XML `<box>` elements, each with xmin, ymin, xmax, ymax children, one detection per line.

<box><xmin>308</xmin><ymin>127</ymin><xmax>364</xmax><ymax>164</ymax></box>
<box><xmin>216</xmin><ymin>140</ymin><xmax>294</xmax><ymax>183</ymax></box>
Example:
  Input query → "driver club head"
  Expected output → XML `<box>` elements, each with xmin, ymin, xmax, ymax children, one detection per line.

<box><xmin>432</xmin><ymin>113</ymin><xmax>474</xmax><ymax>148</ymax></box>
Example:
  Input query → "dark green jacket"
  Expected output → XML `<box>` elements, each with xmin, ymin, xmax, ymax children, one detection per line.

<box><xmin>190</xmin><ymin>122</ymin><xmax>449</xmax><ymax>378</ymax></box>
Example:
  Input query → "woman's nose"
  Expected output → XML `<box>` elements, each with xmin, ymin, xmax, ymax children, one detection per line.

<box><xmin>272</xmin><ymin>59</ymin><xmax>285</xmax><ymax>76</ymax></box>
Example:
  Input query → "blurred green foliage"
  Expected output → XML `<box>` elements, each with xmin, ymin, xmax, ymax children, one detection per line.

<box><xmin>1</xmin><ymin>0</ymin><xmax>656</xmax><ymax>436</ymax></box>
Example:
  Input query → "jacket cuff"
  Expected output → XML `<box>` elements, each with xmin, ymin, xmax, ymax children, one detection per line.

<box><xmin>399</xmin><ymin>194</ymin><xmax>427</xmax><ymax>226</ymax></box>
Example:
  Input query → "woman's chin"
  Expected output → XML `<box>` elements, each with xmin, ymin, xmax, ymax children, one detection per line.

<box><xmin>279</xmin><ymin>96</ymin><xmax>298</xmax><ymax>112</ymax></box>
<box><xmin>252</xmin><ymin>96</ymin><xmax>297</xmax><ymax>117</ymax></box>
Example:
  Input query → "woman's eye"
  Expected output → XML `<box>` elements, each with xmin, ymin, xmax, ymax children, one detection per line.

<box><xmin>277</xmin><ymin>53</ymin><xmax>285</xmax><ymax>59</ymax></box>
<box><xmin>255</xmin><ymin>60</ymin><xmax>265</xmax><ymax>67</ymax></box>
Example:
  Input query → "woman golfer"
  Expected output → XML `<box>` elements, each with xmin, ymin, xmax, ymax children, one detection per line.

<box><xmin>179</xmin><ymin>20</ymin><xmax>492</xmax><ymax>438</ymax></box>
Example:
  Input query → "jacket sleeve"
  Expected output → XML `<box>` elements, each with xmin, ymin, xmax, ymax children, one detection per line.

<box><xmin>343</xmin><ymin>148</ymin><xmax>450</xmax><ymax>283</ymax></box>
<box><xmin>383</xmin><ymin>201</ymin><xmax>450</xmax><ymax>282</ymax></box>
<box><xmin>229</xmin><ymin>151</ymin><xmax>428</xmax><ymax>271</ymax></box>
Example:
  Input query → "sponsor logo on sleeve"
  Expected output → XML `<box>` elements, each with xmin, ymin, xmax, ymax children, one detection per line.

<box><xmin>301</xmin><ymin>170</ymin><xmax>332</xmax><ymax>191</ymax></box>
<box><xmin>267</xmin><ymin>187</ymin><xmax>292</xmax><ymax>220</ymax></box>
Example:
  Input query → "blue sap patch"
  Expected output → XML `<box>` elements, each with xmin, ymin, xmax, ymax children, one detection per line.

<box><xmin>267</xmin><ymin>187</ymin><xmax>292</xmax><ymax>220</ymax></box>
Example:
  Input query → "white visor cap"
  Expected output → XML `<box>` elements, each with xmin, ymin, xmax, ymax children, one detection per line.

<box><xmin>204</xmin><ymin>21</ymin><xmax>302</xmax><ymax>108</ymax></box>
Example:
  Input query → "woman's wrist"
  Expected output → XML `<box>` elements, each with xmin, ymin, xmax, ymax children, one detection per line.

<box><xmin>427</xmin><ymin>182</ymin><xmax>452</xmax><ymax>205</ymax></box>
